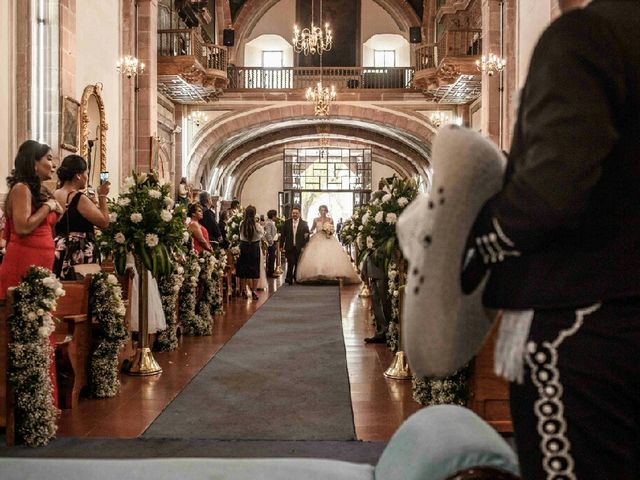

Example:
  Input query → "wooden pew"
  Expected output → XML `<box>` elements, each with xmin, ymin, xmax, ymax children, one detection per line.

<box><xmin>53</xmin><ymin>277</ymin><xmax>92</xmax><ymax>409</ymax></box>
<box><xmin>468</xmin><ymin>315</ymin><xmax>513</xmax><ymax>433</ymax></box>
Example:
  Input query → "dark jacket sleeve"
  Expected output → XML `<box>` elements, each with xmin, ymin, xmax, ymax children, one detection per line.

<box><xmin>201</xmin><ymin>209</ymin><xmax>221</xmax><ymax>241</ymax></box>
<box><xmin>484</xmin><ymin>10</ymin><xmax>626</xmax><ymax>252</ymax></box>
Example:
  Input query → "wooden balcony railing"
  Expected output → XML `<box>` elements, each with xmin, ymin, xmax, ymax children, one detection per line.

<box><xmin>157</xmin><ymin>28</ymin><xmax>228</xmax><ymax>71</ymax></box>
<box><xmin>437</xmin><ymin>28</ymin><xmax>482</xmax><ymax>59</ymax></box>
<box><xmin>413</xmin><ymin>29</ymin><xmax>482</xmax><ymax>72</ymax></box>
<box><xmin>226</xmin><ymin>66</ymin><xmax>414</xmax><ymax>90</ymax></box>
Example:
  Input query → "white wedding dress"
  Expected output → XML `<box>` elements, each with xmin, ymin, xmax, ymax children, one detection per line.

<box><xmin>296</xmin><ymin>219</ymin><xmax>361</xmax><ymax>284</ymax></box>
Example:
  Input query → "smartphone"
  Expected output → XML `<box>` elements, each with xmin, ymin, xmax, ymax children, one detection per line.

<box><xmin>99</xmin><ymin>171</ymin><xmax>109</xmax><ymax>184</ymax></box>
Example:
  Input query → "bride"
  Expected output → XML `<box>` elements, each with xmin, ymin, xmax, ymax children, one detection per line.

<box><xmin>296</xmin><ymin>205</ymin><xmax>361</xmax><ymax>284</ymax></box>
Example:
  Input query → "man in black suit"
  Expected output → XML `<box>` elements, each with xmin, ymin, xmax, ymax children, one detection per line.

<box><xmin>462</xmin><ymin>1</ymin><xmax>640</xmax><ymax>478</ymax></box>
<box><xmin>199</xmin><ymin>191</ymin><xmax>221</xmax><ymax>246</ymax></box>
<box><xmin>279</xmin><ymin>206</ymin><xmax>309</xmax><ymax>285</ymax></box>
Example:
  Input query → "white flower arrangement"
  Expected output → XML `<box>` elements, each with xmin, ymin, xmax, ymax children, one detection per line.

<box><xmin>90</xmin><ymin>272</ymin><xmax>128</xmax><ymax>398</ymax></box>
<box><xmin>145</xmin><ymin>233</ymin><xmax>159</xmax><ymax>248</ymax></box>
<box><xmin>321</xmin><ymin>223</ymin><xmax>335</xmax><ymax>238</ymax></box>
<box><xmin>8</xmin><ymin>266</ymin><xmax>65</xmax><ymax>446</ymax></box>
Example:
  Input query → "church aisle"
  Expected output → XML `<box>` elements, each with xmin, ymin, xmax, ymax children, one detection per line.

<box><xmin>51</xmin><ymin>281</ymin><xmax>419</xmax><ymax>441</ymax></box>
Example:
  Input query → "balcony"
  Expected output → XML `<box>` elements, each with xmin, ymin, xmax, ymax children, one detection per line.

<box><xmin>226</xmin><ymin>66</ymin><xmax>415</xmax><ymax>91</ymax></box>
<box><xmin>413</xmin><ymin>29</ymin><xmax>482</xmax><ymax>103</ymax></box>
<box><xmin>157</xmin><ymin>28</ymin><xmax>228</xmax><ymax>103</ymax></box>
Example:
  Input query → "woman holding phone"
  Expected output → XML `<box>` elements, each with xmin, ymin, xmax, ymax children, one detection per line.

<box><xmin>52</xmin><ymin>154</ymin><xmax>110</xmax><ymax>279</ymax></box>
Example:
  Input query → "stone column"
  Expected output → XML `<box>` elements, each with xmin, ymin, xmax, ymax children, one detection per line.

<box><xmin>135</xmin><ymin>0</ymin><xmax>158</xmax><ymax>173</ymax></box>
<box><xmin>480</xmin><ymin>0</ymin><xmax>502</xmax><ymax>148</ymax></box>
<box><xmin>173</xmin><ymin>104</ymin><xmax>184</xmax><ymax>198</ymax></box>
<box><xmin>121</xmin><ymin>0</ymin><xmax>136</xmax><ymax>182</ymax></box>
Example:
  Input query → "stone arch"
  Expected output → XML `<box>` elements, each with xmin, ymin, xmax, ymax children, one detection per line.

<box><xmin>189</xmin><ymin>103</ymin><xmax>434</xmax><ymax>183</ymax></box>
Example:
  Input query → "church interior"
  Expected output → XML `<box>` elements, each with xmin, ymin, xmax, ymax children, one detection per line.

<box><xmin>0</xmin><ymin>0</ymin><xmax>620</xmax><ymax>479</ymax></box>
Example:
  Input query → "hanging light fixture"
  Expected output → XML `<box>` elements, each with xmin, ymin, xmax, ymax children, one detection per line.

<box><xmin>188</xmin><ymin>111</ymin><xmax>208</xmax><ymax>128</ymax></box>
<box><xmin>116</xmin><ymin>55</ymin><xmax>145</xmax><ymax>78</ymax></box>
<box><xmin>293</xmin><ymin>0</ymin><xmax>332</xmax><ymax>56</ymax></box>
<box><xmin>475</xmin><ymin>53</ymin><xmax>506</xmax><ymax>76</ymax></box>
<box><xmin>306</xmin><ymin>82</ymin><xmax>336</xmax><ymax>116</ymax></box>
<box><xmin>430</xmin><ymin>111</ymin><xmax>449</xmax><ymax>128</ymax></box>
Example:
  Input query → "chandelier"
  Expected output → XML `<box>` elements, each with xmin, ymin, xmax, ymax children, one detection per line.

<box><xmin>306</xmin><ymin>82</ymin><xmax>336</xmax><ymax>116</ymax></box>
<box><xmin>116</xmin><ymin>55</ymin><xmax>145</xmax><ymax>78</ymax></box>
<box><xmin>475</xmin><ymin>53</ymin><xmax>506</xmax><ymax>76</ymax></box>
<box><xmin>188</xmin><ymin>111</ymin><xmax>208</xmax><ymax>127</ymax></box>
<box><xmin>430</xmin><ymin>112</ymin><xmax>449</xmax><ymax>128</ymax></box>
<box><xmin>293</xmin><ymin>0</ymin><xmax>332</xmax><ymax>55</ymax></box>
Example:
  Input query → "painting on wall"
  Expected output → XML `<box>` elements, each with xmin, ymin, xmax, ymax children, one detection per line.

<box><xmin>60</xmin><ymin>96</ymin><xmax>80</xmax><ymax>152</ymax></box>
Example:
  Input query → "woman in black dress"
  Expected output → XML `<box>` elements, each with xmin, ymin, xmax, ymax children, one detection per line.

<box><xmin>236</xmin><ymin>206</ymin><xmax>264</xmax><ymax>300</ymax></box>
<box><xmin>53</xmin><ymin>155</ymin><xmax>110</xmax><ymax>279</ymax></box>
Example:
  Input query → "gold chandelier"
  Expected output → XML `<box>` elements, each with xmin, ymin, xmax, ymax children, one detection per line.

<box><xmin>306</xmin><ymin>82</ymin><xmax>336</xmax><ymax>116</ymax></box>
<box><xmin>116</xmin><ymin>55</ymin><xmax>145</xmax><ymax>78</ymax></box>
<box><xmin>293</xmin><ymin>0</ymin><xmax>332</xmax><ymax>55</ymax></box>
<box><xmin>430</xmin><ymin>112</ymin><xmax>449</xmax><ymax>128</ymax></box>
<box><xmin>188</xmin><ymin>111</ymin><xmax>208</xmax><ymax>127</ymax></box>
<box><xmin>475</xmin><ymin>53</ymin><xmax>506</xmax><ymax>76</ymax></box>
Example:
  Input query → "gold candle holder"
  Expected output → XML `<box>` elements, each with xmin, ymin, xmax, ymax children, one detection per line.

<box><xmin>126</xmin><ymin>259</ymin><xmax>162</xmax><ymax>376</ymax></box>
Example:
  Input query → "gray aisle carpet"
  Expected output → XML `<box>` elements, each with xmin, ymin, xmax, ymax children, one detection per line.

<box><xmin>144</xmin><ymin>285</ymin><xmax>356</xmax><ymax>441</ymax></box>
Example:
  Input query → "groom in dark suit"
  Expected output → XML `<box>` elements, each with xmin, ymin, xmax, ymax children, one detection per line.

<box><xmin>279</xmin><ymin>206</ymin><xmax>309</xmax><ymax>285</ymax></box>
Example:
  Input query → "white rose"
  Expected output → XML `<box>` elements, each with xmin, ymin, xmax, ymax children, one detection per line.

<box><xmin>382</xmin><ymin>193</ymin><xmax>392</xmax><ymax>203</ymax></box>
<box><xmin>362</xmin><ymin>213</ymin><xmax>370</xmax><ymax>224</ymax></box>
<box><xmin>393</xmin><ymin>290</ymin><xmax>399</xmax><ymax>297</ymax></box>
<box><xmin>374</xmin><ymin>211</ymin><xmax>384</xmax><ymax>223</ymax></box>
<box><xmin>160</xmin><ymin>210</ymin><xmax>173</xmax><ymax>222</ymax></box>
<box><xmin>27</xmin><ymin>312</ymin><xmax>37</xmax><ymax>321</ymax></box>
<box><xmin>190</xmin><ymin>276</ymin><xmax>196</xmax><ymax>282</ymax></box>
<box><xmin>118</xmin><ymin>197</ymin><xmax>131</xmax><ymax>207</ymax></box>
<box><xmin>130</xmin><ymin>213</ymin><xmax>143</xmax><ymax>223</ymax></box>
<box><xmin>232</xmin><ymin>234</ymin><xmax>239</xmax><ymax>241</ymax></box>
<box><xmin>37</xmin><ymin>309</ymin><xmax>44</xmax><ymax>316</ymax></box>
<box><xmin>109</xmin><ymin>212</ymin><xmax>118</xmax><ymax>222</ymax></box>
<box><xmin>55</xmin><ymin>287</ymin><xmax>65</xmax><ymax>297</ymax></box>
<box><xmin>366</xmin><ymin>236</ymin><xmax>374</xmax><ymax>249</ymax></box>
<box><xmin>145</xmin><ymin>233</ymin><xmax>159</xmax><ymax>248</ymax></box>
<box><xmin>358</xmin><ymin>225</ymin><xmax>363</xmax><ymax>231</ymax></box>
<box><xmin>164</xmin><ymin>197</ymin><xmax>174</xmax><ymax>208</ymax></box>
<box><xmin>42</xmin><ymin>277</ymin><xmax>56</xmax><ymax>288</ymax></box>
<box><xmin>38</xmin><ymin>326</ymin><xmax>50</xmax><ymax>337</ymax></box>
<box><xmin>148</xmin><ymin>189</ymin><xmax>162</xmax><ymax>199</ymax></box>
<box><xmin>388</xmin><ymin>270</ymin><xmax>398</xmax><ymax>280</ymax></box>
<box><xmin>177</xmin><ymin>266</ymin><xmax>184</xmax><ymax>275</ymax></box>
<box><xmin>397</xmin><ymin>197</ymin><xmax>409</xmax><ymax>207</ymax></box>
<box><xmin>386</xmin><ymin>213</ymin><xmax>397</xmax><ymax>224</ymax></box>
<box><xmin>115</xmin><ymin>232</ymin><xmax>126</xmax><ymax>244</ymax></box>
<box><xmin>107</xmin><ymin>274</ymin><xmax>119</xmax><ymax>285</ymax></box>
<box><xmin>183</xmin><ymin>232</ymin><xmax>191</xmax><ymax>243</ymax></box>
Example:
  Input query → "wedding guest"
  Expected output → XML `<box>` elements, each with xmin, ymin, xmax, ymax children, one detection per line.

<box><xmin>229</xmin><ymin>199</ymin><xmax>240</xmax><ymax>214</ymax></box>
<box><xmin>198</xmin><ymin>191</ymin><xmax>221</xmax><ymax>246</ymax></box>
<box><xmin>188</xmin><ymin>203</ymin><xmax>212</xmax><ymax>253</ymax></box>
<box><xmin>52</xmin><ymin>155</ymin><xmax>110</xmax><ymax>279</ymax></box>
<box><xmin>218</xmin><ymin>209</ymin><xmax>229</xmax><ymax>249</ymax></box>
<box><xmin>461</xmin><ymin>1</ymin><xmax>640</xmax><ymax>477</ymax></box>
<box><xmin>177</xmin><ymin>177</ymin><xmax>189</xmax><ymax>206</ymax></box>
<box><xmin>264</xmin><ymin>210</ymin><xmax>278</xmax><ymax>277</ymax></box>
<box><xmin>237</xmin><ymin>205</ymin><xmax>264</xmax><ymax>300</ymax></box>
<box><xmin>336</xmin><ymin>217</ymin><xmax>343</xmax><ymax>236</ymax></box>
<box><xmin>0</xmin><ymin>140</ymin><xmax>63</xmax><ymax>406</ymax></box>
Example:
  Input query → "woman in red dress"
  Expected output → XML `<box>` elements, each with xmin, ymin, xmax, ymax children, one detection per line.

<box><xmin>0</xmin><ymin>140</ymin><xmax>63</xmax><ymax>406</ymax></box>
<box><xmin>188</xmin><ymin>203</ymin><xmax>212</xmax><ymax>254</ymax></box>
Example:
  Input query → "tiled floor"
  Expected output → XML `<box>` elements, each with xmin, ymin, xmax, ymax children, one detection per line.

<box><xmin>56</xmin><ymin>279</ymin><xmax>421</xmax><ymax>440</ymax></box>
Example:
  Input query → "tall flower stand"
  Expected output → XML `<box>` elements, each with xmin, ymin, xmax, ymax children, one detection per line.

<box><xmin>274</xmin><ymin>249</ymin><xmax>284</xmax><ymax>276</ymax></box>
<box><xmin>384</xmin><ymin>263</ymin><xmax>411</xmax><ymax>380</ymax></box>
<box><xmin>126</xmin><ymin>260</ymin><xmax>162</xmax><ymax>376</ymax></box>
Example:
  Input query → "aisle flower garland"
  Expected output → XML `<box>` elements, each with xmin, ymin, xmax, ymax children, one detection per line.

<box><xmin>211</xmin><ymin>247</ymin><xmax>227</xmax><ymax>315</ymax></box>
<box><xmin>7</xmin><ymin>267</ymin><xmax>64</xmax><ymax>447</ymax></box>
<box><xmin>156</xmin><ymin>261</ymin><xmax>185</xmax><ymax>351</ymax></box>
<box><xmin>194</xmin><ymin>251</ymin><xmax>216</xmax><ymax>336</ymax></box>
<box><xmin>226</xmin><ymin>208</ymin><xmax>244</xmax><ymax>258</ymax></box>
<box><xmin>386</xmin><ymin>261</ymin><xmax>400</xmax><ymax>353</ymax></box>
<box><xmin>89</xmin><ymin>272</ymin><xmax>128</xmax><ymax>398</ymax></box>
<box><xmin>179</xmin><ymin>250</ymin><xmax>203</xmax><ymax>336</ymax></box>
<box><xmin>412</xmin><ymin>365</ymin><xmax>470</xmax><ymax>407</ymax></box>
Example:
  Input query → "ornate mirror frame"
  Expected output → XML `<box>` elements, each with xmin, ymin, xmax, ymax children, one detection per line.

<box><xmin>79</xmin><ymin>83</ymin><xmax>108</xmax><ymax>173</ymax></box>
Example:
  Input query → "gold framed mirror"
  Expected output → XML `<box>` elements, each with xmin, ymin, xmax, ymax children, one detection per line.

<box><xmin>79</xmin><ymin>83</ymin><xmax>108</xmax><ymax>189</ymax></box>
